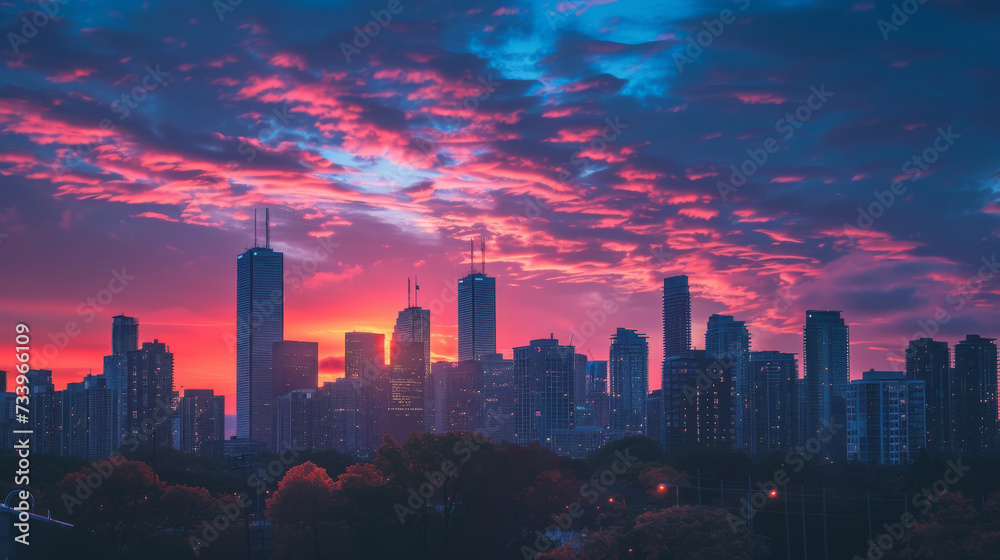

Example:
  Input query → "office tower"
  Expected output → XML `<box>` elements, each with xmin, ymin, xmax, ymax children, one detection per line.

<box><xmin>803</xmin><ymin>310</ymin><xmax>849</xmax><ymax>462</ymax></box>
<box><xmin>175</xmin><ymin>389</ymin><xmax>225</xmax><ymax>456</ymax></box>
<box><xmin>609</xmin><ymin>328</ymin><xmax>649</xmax><ymax>435</ymax></box>
<box><xmin>748</xmin><ymin>351</ymin><xmax>798</xmax><ymax>454</ymax></box>
<box><xmin>320</xmin><ymin>378</ymin><xmax>361</xmax><ymax>454</ymax></box>
<box><xmin>906</xmin><ymin>338</ymin><xmax>952</xmax><ymax>454</ymax></box>
<box><xmin>389</xmin><ymin>301</ymin><xmax>431</xmax><ymax>442</ymax></box>
<box><xmin>236</xmin><ymin>223</ymin><xmax>284</xmax><ymax>447</ymax></box>
<box><xmin>953</xmin><ymin>335</ymin><xmax>999</xmax><ymax>456</ymax></box>
<box><xmin>104</xmin><ymin>314</ymin><xmax>139</xmax><ymax>450</ymax></box>
<box><xmin>27</xmin><ymin>369</ymin><xmax>59</xmax><ymax>455</ymax></box>
<box><xmin>513</xmin><ymin>336</ymin><xmax>578</xmax><ymax>448</ymax></box>
<box><xmin>427</xmin><ymin>360</ymin><xmax>483</xmax><ymax>433</ymax></box>
<box><xmin>585</xmin><ymin>361</ymin><xmax>610</xmax><ymax>429</ymax></box>
<box><xmin>345</xmin><ymin>331</ymin><xmax>388</xmax><ymax>456</ymax></box>
<box><xmin>479</xmin><ymin>353</ymin><xmax>516</xmax><ymax>441</ymax></box>
<box><xmin>0</xmin><ymin>370</ymin><xmax>6</xmax><ymax>393</ymax></box>
<box><xmin>275</xmin><ymin>389</ymin><xmax>315</xmax><ymax>451</ymax></box>
<box><xmin>458</xmin><ymin>240</ymin><xmax>497</xmax><ymax>362</ymax></box>
<box><xmin>705</xmin><ymin>315</ymin><xmax>751</xmax><ymax>452</ymax></box>
<box><xmin>56</xmin><ymin>374</ymin><xmax>112</xmax><ymax>460</ymax></box>
<box><xmin>847</xmin><ymin>370</ymin><xmax>926</xmax><ymax>465</ymax></box>
<box><xmin>125</xmin><ymin>339</ymin><xmax>175</xmax><ymax>446</ymax></box>
<box><xmin>345</xmin><ymin>332</ymin><xmax>386</xmax><ymax>380</ymax></box>
<box><xmin>661</xmin><ymin>351</ymin><xmax>734</xmax><ymax>451</ymax></box>
<box><xmin>647</xmin><ymin>389</ymin><xmax>663</xmax><ymax>446</ymax></box>
<box><xmin>663</xmin><ymin>276</ymin><xmax>692</xmax><ymax>359</ymax></box>
<box><xmin>272</xmin><ymin>341</ymin><xmax>319</xmax><ymax>399</ymax></box>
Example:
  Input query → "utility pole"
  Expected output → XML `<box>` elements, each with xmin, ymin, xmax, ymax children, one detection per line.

<box><xmin>801</xmin><ymin>486</ymin><xmax>808</xmax><ymax>560</ymax></box>
<box><xmin>784</xmin><ymin>485</ymin><xmax>791</xmax><ymax>560</ymax></box>
<box><xmin>822</xmin><ymin>487</ymin><xmax>829</xmax><ymax>560</ymax></box>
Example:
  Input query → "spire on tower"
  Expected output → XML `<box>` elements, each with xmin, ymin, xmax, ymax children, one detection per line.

<box><xmin>254</xmin><ymin>209</ymin><xmax>258</xmax><ymax>247</ymax></box>
<box><xmin>265</xmin><ymin>208</ymin><xmax>271</xmax><ymax>249</ymax></box>
<box><xmin>481</xmin><ymin>236</ymin><xmax>486</xmax><ymax>275</ymax></box>
<box><xmin>407</xmin><ymin>277</ymin><xmax>411</xmax><ymax>308</ymax></box>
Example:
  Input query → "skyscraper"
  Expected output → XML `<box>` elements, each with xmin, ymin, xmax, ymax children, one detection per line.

<box><xmin>345</xmin><ymin>331</ymin><xmax>387</xmax><ymax>455</ymax></box>
<box><xmin>705</xmin><ymin>315</ymin><xmax>751</xmax><ymax>452</ymax></box>
<box><xmin>748</xmin><ymin>351</ymin><xmax>798</xmax><ymax>454</ymax></box>
<box><xmin>236</xmin><ymin>236</ymin><xmax>284</xmax><ymax>447</ymax></box>
<box><xmin>175</xmin><ymin>389</ymin><xmax>225</xmax><ymax>456</ymax></box>
<box><xmin>513</xmin><ymin>336</ymin><xmax>577</xmax><ymax>448</ymax></box>
<box><xmin>906</xmin><ymin>338</ymin><xmax>951</xmax><ymax>453</ymax></box>
<box><xmin>608</xmin><ymin>328</ymin><xmax>649</xmax><ymax>435</ymax></box>
<box><xmin>26</xmin><ymin>369</ymin><xmax>58</xmax><ymax>455</ymax></box>
<box><xmin>272</xmin><ymin>340</ymin><xmax>319</xmax><ymax>399</ymax></box>
<box><xmin>662</xmin><ymin>351</ymin><xmax>734</xmax><ymax>451</ymax></box>
<box><xmin>953</xmin><ymin>335</ymin><xmax>998</xmax><ymax>456</ymax></box>
<box><xmin>389</xmin><ymin>302</ymin><xmax>431</xmax><ymax>442</ymax></box>
<box><xmin>480</xmin><ymin>353</ymin><xmax>516</xmax><ymax>442</ymax></box>
<box><xmin>584</xmin><ymin>361</ymin><xmax>609</xmax><ymax>429</ymax></box>
<box><xmin>125</xmin><ymin>339</ymin><xmax>174</xmax><ymax>447</ymax></box>
<box><xmin>426</xmin><ymin>360</ymin><xmax>483</xmax><ymax>433</ymax></box>
<box><xmin>458</xmin><ymin>241</ymin><xmax>496</xmax><ymax>361</ymax></box>
<box><xmin>663</xmin><ymin>276</ymin><xmax>692</xmax><ymax>359</ymax></box>
<box><xmin>803</xmin><ymin>310</ymin><xmax>849</xmax><ymax>462</ymax></box>
<box><xmin>104</xmin><ymin>314</ymin><xmax>138</xmax><ymax>450</ymax></box>
<box><xmin>847</xmin><ymin>370</ymin><xmax>926</xmax><ymax>465</ymax></box>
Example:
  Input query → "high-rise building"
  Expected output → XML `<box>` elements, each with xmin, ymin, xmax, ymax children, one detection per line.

<box><xmin>647</xmin><ymin>389</ymin><xmax>663</xmax><ymax>446</ymax></box>
<box><xmin>236</xmin><ymin>241</ymin><xmax>284</xmax><ymax>448</ymax></box>
<box><xmin>275</xmin><ymin>389</ymin><xmax>315</xmax><ymax>451</ymax></box>
<box><xmin>53</xmin><ymin>374</ymin><xmax>112</xmax><ymax>460</ymax></box>
<box><xmin>479</xmin><ymin>353</ymin><xmax>515</xmax><ymax>442</ymax></box>
<box><xmin>513</xmin><ymin>336</ymin><xmax>578</xmax><ymax>448</ymax></box>
<box><xmin>125</xmin><ymin>339</ymin><xmax>175</xmax><ymax>447</ymax></box>
<box><xmin>389</xmin><ymin>303</ymin><xmax>431</xmax><ymax>442</ymax></box>
<box><xmin>175</xmin><ymin>389</ymin><xmax>225</xmax><ymax>456</ymax></box>
<box><xmin>953</xmin><ymin>335</ymin><xmax>998</xmax><ymax>456</ymax></box>
<box><xmin>663</xmin><ymin>276</ymin><xmax>692</xmax><ymax>359</ymax></box>
<box><xmin>706</xmin><ymin>315</ymin><xmax>751</xmax><ymax>451</ymax></box>
<box><xmin>457</xmin><ymin>246</ymin><xmax>496</xmax><ymax>362</ymax></box>
<box><xmin>0</xmin><ymin>370</ymin><xmax>7</xmax><ymax>393</ymax></box>
<box><xmin>345</xmin><ymin>331</ymin><xmax>387</xmax><ymax>455</ymax></box>
<box><xmin>803</xmin><ymin>310</ymin><xmax>849</xmax><ymax>462</ymax></box>
<box><xmin>319</xmin><ymin>379</ymin><xmax>361</xmax><ymax>454</ymax></box>
<box><xmin>104</xmin><ymin>314</ymin><xmax>139</xmax><ymax>450</ymax></box>
<box><xmin>272</xmin><ymin>341</ymin><xmax>319</xmax><ymax>399</ymax></box>
<box><xmin>427</xmin><ymin>360</ymin><xmax>483</xmax><ymax>433</ymax></box>
<box><xmin>661</xmin><ymin>351</ymin><xmax>734</xmax><ymax>451</ymax></box>
<box><xmin>27</xmin><ymin>369</ymin><xmax>59</xmax><ymax>455</ymax></box>
<box><xmin>906</xmin><ymin>338</ymin><xmax>951</xmax><ymax>454</ymax></box>
<box><xmin>847</xmin><ymin>370</ymin><xmax>926</xmax><ymax>465</ymax></box>
<box><xmin>609</xmin><ymin>328</ymin><xmax>649</xmax><ymax>435</ymax></box>
<box><xmin>584</xmin><ymin>361</ymin><xmax>610</xmax><ymax>429</ymax></box>
<box><xmin>748</xmin><ymin>351</ymin><xmax>798</xmax><ymax>454</ymax></box>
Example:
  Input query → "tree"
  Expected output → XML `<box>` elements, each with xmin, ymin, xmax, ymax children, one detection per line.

<box><xmin>265</xmin><ymin>461</ymin><xmax>338</xmax><ymax>560</ymax></box>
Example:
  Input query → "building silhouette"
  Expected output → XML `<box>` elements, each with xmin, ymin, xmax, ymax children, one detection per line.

<box><xmin>345</xmin><ymin>331</ymin><xmax>387</xmax><ymax>456</ymax></box>
<box><xmin>514</xmin><ymin>336</ymin><xmax>577</xmax><ymax>448</ymax></box>
<box><xmin>906</xmin><ymin>338</ymin><xmax>951</xmax><ymax>453</ymax></box>
<box><xmin>479</xmin><ymin>353</ymin><xmax>515</xmax><ymax>441</ymax></box>
<box><xmin>953</xmin><ymin>335</ymin><xmax>998</xmax><ymax>456</ymax></box>
<box><xmin>236</xmin><ymin>241</ymin><xmax>284</xmax><ymax>448</ymax></box>
<box><xmin>803</xmin><ymin>310</ymin><xmax>849</xmax><ymax>462</ymax></box>
<box><xmin>748</xmin><ymin>351</ymin><xmax>798</xmax><ymax>454</ymax></box>
<box><xmin>608</xmin><ymin>328</ymin><xmax>649</xmax><ymax>435</ymax></box>
<box><xmin>125</xmin><ymin>339</ymin><xmax>174</xmax><ymax>447</ymax></box>
<box><xmin>847</xmin><ymin>370</ymin><xmax>926</xmax><ymax>465</ymax></box>
<box><xmin>174</xmin><ymin>389</ymin><xmax>225</xmax><ymax>456</ymax></box>
<box><xmin>458</xmin><ymin>242</ymin><xmax>496</xmax><ymax>361</ymax></box>
<box><xmin>272</xmin><ymin>340</ymin><xmax>319</xmax><ymax>399</ymax></box>
<box><xmin>103</xmin><ymin>314</ymin><xmax>138</xmax><ymax>449</ymax></box>
<box><xmin>662</xmin><ymin>276</ymin><xmax>692</xmax><ymax>359</ymax></box>
<box><xmin>389</xmin><ymin>301</ymin><xmax>431</xmax><ymax>443</ymax></box>
<box><xmin>662</xmin><ymin>350</ymin><xmax>734</xmax><ymax>451</ymax></box>
<box><xmin>706</xmin><ymin>315</ymin><xmax>751</xmax><ymax>452</ymax></box>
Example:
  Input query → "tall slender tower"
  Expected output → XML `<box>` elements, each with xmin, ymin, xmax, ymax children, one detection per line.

<box><xmin>457</xmin><ymin>239</ymin><xmax>497</xmax><ymax>362</ymax></box>
<box><xmin>803</xmin><ymin>310</ymin><xmax>849</xmax><ymax>462</ymax></box>
<box><xmin>608</xmin><ymin>328</ymin><xmax>649</xmax><ymax>435</ymax></box>
<box><xmin>953</xmin><ymin>335</ymin><xmax>998</xmax><ymax>456</ymax></box>
<box><xmin>236</xmin><ymin>209</ymin><xmax>284</xmax><ymax>447</ymax></box>
<box><xmin>388</xmin><ymin>281</ymin><xmax>431</xmax><ymax>442</ymax></box>
<box><xmin>663</xmin><ymin>276</ymin><xmax>692</xmax><ymax>359</ymax></box>
<box><xmin>906</xmin><ymin>338</ymin><xmax>951</xmax><ymax>453</ymax></box>
<box><xmin>104</xmin><ymin>314</ymin><xmax>139</xmax><ymax>449</ymax></box>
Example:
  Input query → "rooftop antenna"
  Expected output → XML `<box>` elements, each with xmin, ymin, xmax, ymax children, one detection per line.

<box><xmin>265</xmin><ymin>208</ymin><xmax>271</xmax><ymax>249</ymax></box>
<box><xmin>254</xmin><ymin>209</ymin><xmax>258</xmax><ymax>247</ymax></box>
<box><xmin>470</xmin><ymin>239</ymin><xmax>475</xmax><ymax>274</ymax></box>
<box><xmin>481</xmin><ymin>236</ymin><xmax>486</xmax><ymax>275</ymax></box>
<box><xmin>407</xmin><ymin>277</ymin><xmax>411</xmax><ymax>308</ymax></box>
<box><xmin>415</xmin><ymin>274</ymin><xmax>420</xmax><ymax>307</ymax></box>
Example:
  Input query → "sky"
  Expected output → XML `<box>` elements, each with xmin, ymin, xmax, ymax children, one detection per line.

<box><xmin>1</xmin><ymin>0</ymin><xmax>998</xmax><ymax>416</ymax></box>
